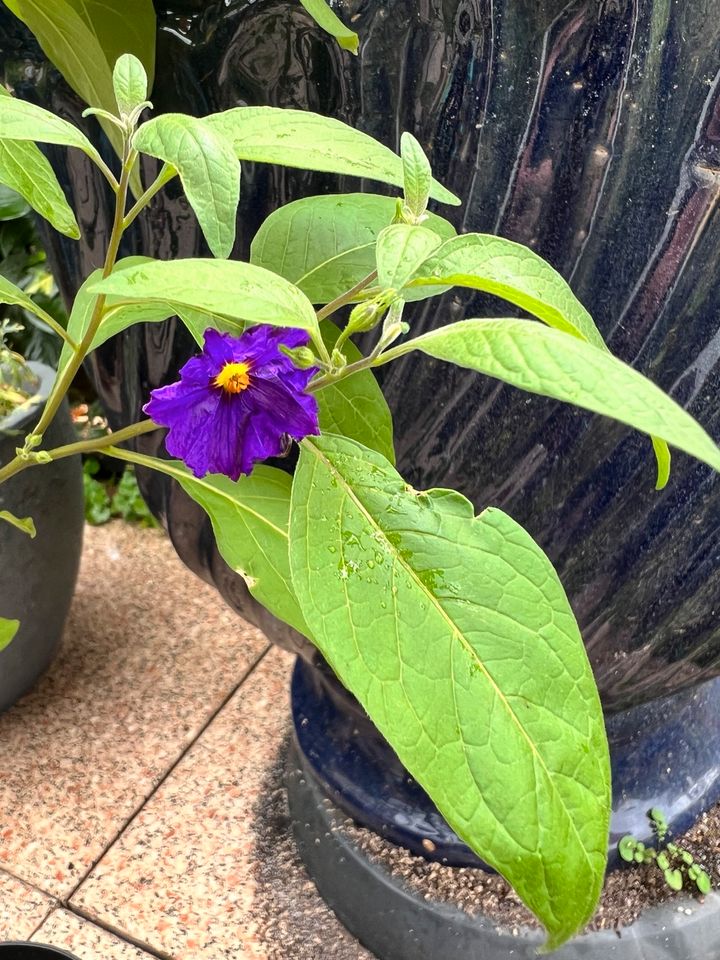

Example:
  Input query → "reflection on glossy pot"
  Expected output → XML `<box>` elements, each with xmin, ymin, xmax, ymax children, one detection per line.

<box><xmin>3</xmin><ymin>0</ymin><xmax>720</xmax><ymax>717</ymax></box>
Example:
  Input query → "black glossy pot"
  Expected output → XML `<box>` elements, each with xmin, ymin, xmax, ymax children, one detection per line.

<box><xmin>0</xmin><ymin>946</ymin><xmax>81</xmax><ymax>960</ymax></box>
<box><xmin>0</xmin><ymin>364</ymin><xmax>84</xmax><ymax>712</ymax></box>
<box><xmin>3</xmin><ymin>0</ymin><xmax>720</xmax><ymax>861</ymax></box>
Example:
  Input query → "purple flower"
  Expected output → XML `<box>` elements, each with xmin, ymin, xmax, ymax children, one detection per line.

<box><xmin>144</xmin><ymin>325</ymin><xmax>319</xmax><ymax>480</ymax></box>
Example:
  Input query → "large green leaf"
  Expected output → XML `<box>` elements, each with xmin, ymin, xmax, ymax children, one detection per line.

<box><xmin>0</xmin><ymin>88</ymin><xmax>79</xmax><ymax>238</ymax></box>
<box><xmin>0</xmin><ymin>89</ymin><xmax>105</xmax><ymax>169</ymax></box>
<box><xmin>0</xmin><ymin>617</ymin><xmax>19</xmax><ymax>653</ymax></box>
<box><xmin>375</xmin><ymin>223</ymin><xmax>442</xmax><ymax>290</ymax></box>
<box><xmin>120</xmin><ymin>454</ymin><xmax>309</xmax><ymax>638</ymax></box>
<box><xmin>289</xmin><ymin>434</ymin><xmax>610</xmax><ymax>949</ymax></box>
<box><xmin>203</xmin><ymin>108</ymin><xmax>460</xmax><ymax>207</ymax></box>
<box><xmin>90</xmin><ymin>258</ymin><xmax>320</xmax><ymax>341</ymax></box>
<box><xmin>386</xmin><ymin>318</ymin><xmax>720</xmax><ymax>473</ymax></box>
<box><xmin>299</xmin><ymin>0</ymin><xmax>359</xmax><ymax>53</ymax></box>
<box><xmin>60</xmin><ymin>257</ymin><xmax>243</xmax><ymax>375</ymax></box>
<box><xmin>316</xmin><ymin>324</ymin><xmax>395</xmax><ymax>463</ymax></box>
<box><xmin>59</xmin><ymin>256</ymin><xmax>153</xmax><ymax>373</ymax></box>
<box><xmin>4</xmin><ymin>0</ymin><xmax>155</xmax><ymax>181</ymax></box>
<box><xmin>407</xmin><ymin>233</ymin><xmax>606</xmax><ymax>349</ymax></box>
<box><xmin>405</xmin><ymin>235</ymin><xmax>672</xmax><ymax>484</ymax></box>
<box><xmin>250</xmin><ymin>193</ymin><xmax>455</xmax><ymax>304</ymax></box>
<box><xmin>134</xmin><ymin>116</ymin><xmax>241</xmax><ymax>259</ymax></box>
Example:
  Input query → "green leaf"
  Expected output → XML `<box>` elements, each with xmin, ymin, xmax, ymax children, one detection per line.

<box><xmin>376</xmin><ymin>223</ymin><xmax>442</xmax><ymax>290</ymax></box>
<box><xmin>0</xmin><ymin>617</ymin><xmax>19</xmax><ymax>652</ymax></box>
<box><xmin>0</xmin><ymin>87</ymin><xmax>106</xmax><ymax>171</ymax></box>
<box><xmin>696</xmin><ymin>870</ymin><xmax>712</xmax><ymax>895</ymax></box>
<box><xmin>90</xmin><ymin>258</ymin><xmax>321</xmax><ymax>342</ymax></box>
<box><xmin>407</xmin><ymin>233</ymin><xmax>606</xmax><ymax>350</ymax></box>
<box><xmin>113</xmin><ymin>53</ymin><xmax>149</xmax><ymax>116</ymax></box>
<box><xmin>317</xmin><ymin>324</ymin><xmax>395</xmax><ymax>463</ymax></box>
<box><xmin>250</xmin><ymin>193</ymin><xmax>455</xmax><ymax>305</ymax></box>
<box><xmin>289</xmin><ymin>434</ymin><xmax>610</xmax><ymax>950</ymax></box>
<box><xmin>140</xmin><ymin>457</ymin><xmax>310</xmax><ymax>638</ymax></box>
<box><xmin>618</xmin><ymin>836</ymin><xmax>637</xmax><ymax>863</ymax></box>
<box><xmin>59</xmin><ymin>256</ymin><xmax>155</xmax><ymax>374</ymax></box>
<box><xmin>652</xmin><ymin>436</ymin><xmax>671</xmax><ymax>491</ymax></box>
<box><xmin>134</xmin><ymin>116</ymin><xmax>241</xmax><ymax>259</ymax></box>
<box><xmin>406</xmin><ymin>231</ymin><xmax>670</xmax><ymax>485</ymax></box>
<box><xmin>400</xmin><ymin>132</ymin><xmax>432</xmax><ymax>220</ymax></box>
<box><xmin>0</xmin><ymin>510</ymin><xmax>36</xmax><ymax>537</ymax></box>
<box><xmin>664</xmin><ymin>868</ymin><xmax>683</xmax><ymax>891</ymax></box>
<box><xmin>204</xmin><ymin>108</ymin><xmax>460</xmax><ymax>207</ymax></box>
<box><xmin>61</xmin><ymin>258</ymin><xmax>251</xmax><ymax>377</ymax></box>
<box><xmin>657</xmin><ymin>851</ymin><xmax>670</xmax><ymax>871</ymax></box>
<box><xmin>389</xmin><ymin>318</ymin><xmax>720</xmax><ymax>475</ymax></box>
<box><xmin>0</xmin><ymin>183</ymin><xmax>29</xmax><ymax>220</ymax></box>
<box><xmin>0</xmin><ymin>119</ymin><xmax>79</xmax><ymax>237</ymax></box>
<box><xmin>3</xmin><ymin>0</ymin><xmax>155</xmax><ymax>187</ymax></box>
<box><xmin>0</xmin><ymin>273</ymin><xmax>66</xmax><ymax>334</ymax></box>
<box><xmin>299</xmin><ymin>0</ymin><xmax>359</xmax><ymax>53</ymax></box>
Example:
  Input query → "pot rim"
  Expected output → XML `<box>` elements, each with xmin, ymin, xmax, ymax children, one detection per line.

<box><xmin>0</xmin><ymin>361</ymin><xmax>54</xmax><ymax>436</ymax></box>
<box><xmin>0</xmin><ymin>943</ymin><xmax>81</xmax><ymax>959</ymax></box>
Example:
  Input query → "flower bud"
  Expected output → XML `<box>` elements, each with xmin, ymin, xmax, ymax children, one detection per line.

<box><xmin>280</xmin><ymin>345</ymin><xmax>318</xmax><ymax>369</ymax></box>
<box><xmin>346</xmin><ymin>301</ymin><xmax>382</xmax><ymax>334</ymax></box>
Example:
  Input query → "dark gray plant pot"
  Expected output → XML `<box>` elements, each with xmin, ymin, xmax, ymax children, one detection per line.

<box><xmin>0</xmin><ymin>945</ymin><xmax>81</xmax><ymax>959</ymax></box>
<box><xmin>0</xmin><ymin>363</ymin><xmax>84</xmax><ymax>712</ymax></box>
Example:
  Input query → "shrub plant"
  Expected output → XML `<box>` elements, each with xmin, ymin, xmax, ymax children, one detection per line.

<box><xmin>1</xmin><ymin>6</ymin><xmax>719</xmax><ymax>952</ymax></box>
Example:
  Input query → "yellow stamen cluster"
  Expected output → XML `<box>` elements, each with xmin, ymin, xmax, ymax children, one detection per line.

<box><xmin>213</xmin><ymin>361</ymin><xmax>251</xmax><ymax>394</ymax></box>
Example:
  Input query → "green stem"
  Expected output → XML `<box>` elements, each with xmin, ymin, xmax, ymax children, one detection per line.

<box><xmin>316</xmin><ymin>270</ymin><xmax>378</xmax><ymax>322</ymax></box>
<box><xmin>0</xmin><ymin>419</ymin><xmax>158</xmax><ymax>485</ymax></box>
<box><xmin>309</xmin><ymin>304</ymin><xmax>408</xmax><ymax>392</ymax></box>
<box><xmin>29</xmin><ymin>307</ymin><xmax>79</xmax><ymax>350</ymax></box>
<box><xmin>93</xmin><ymin>154</ymin><xmax>120</xmax><ymax>193</ymax></box>
<box><xmin>122</xmin><ymin>163</ymin><xmax>175</xmax><ymax>230</ymax></box>
<box><xmin>25</xmin><ymin>149</ymin><xmax>134</xmax><ymax>444</ymax></box>
<box><xmin>46</xmin><ymin>419</ymin><xmax>159</xmax><ymax>463</ymax></box>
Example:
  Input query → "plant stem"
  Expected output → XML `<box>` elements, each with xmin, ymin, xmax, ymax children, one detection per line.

<box><xmin>0</xmin><ymin>419</ymin><xmax>158</xmax><ymax>485</ymax></box>
<box><xmin>122</xmin><ymin>163</ymin><xmax>175</xmax><ymax>230</ymax></box>
<box><xmin>30</xmin><ymin>308</ymin><xmax>79</xmax><ymax>350</ymax></box>
<box><xmin>316</xmin><ymin>270</ymin><xmax>378</xmax><ymax>322</ymax></box>
<box><xmin>46</xmin><ymin>419</ymin><xmax>159</xmax><ymax>462</ymax></box>
<box><xmin>25</xmin><ymin>149</ymin><xmax>134</xmax><ymax>444</ymax></box>
<box><xmin>309</xmin><ymin>307</ymin><xmax>409</xmax><ymax>392</ymax></box>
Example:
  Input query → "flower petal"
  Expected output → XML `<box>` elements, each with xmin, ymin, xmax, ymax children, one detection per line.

<box><xmin>247</xmin><ymin>373</ymin><xmax>319</xmax><ymax>439</ymax></box>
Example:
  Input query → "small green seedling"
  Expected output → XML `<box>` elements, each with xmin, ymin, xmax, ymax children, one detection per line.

<box><xmin>619</xmin><ymin>808</ymin><xmax>712</xmax><ymax>896</ymax></box>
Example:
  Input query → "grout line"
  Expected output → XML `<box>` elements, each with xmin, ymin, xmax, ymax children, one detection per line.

<box><xmin>27</xmin><ymin>900</ymin><xmax>58</xmax><ymax>941</ymax></box>
<box><xmin>60</xmin><ymin>904</ymin><xmax>172</xmax><ymax>960</ymax></box>
<box><xmin>0</xmin><ymin>864</ymin><xmax>61</xmax><ymax>905</ymax></box>
<box><xmin>65</xmin><ymin>643</ymin><xmax>272</xmax><ymax>905</ymax></box>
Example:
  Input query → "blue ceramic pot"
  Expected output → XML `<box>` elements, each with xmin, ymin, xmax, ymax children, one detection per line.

<box><xmin>3</xmin><ymin>0</ymin><xmax>720</xmax><ymax>861</ymax></box>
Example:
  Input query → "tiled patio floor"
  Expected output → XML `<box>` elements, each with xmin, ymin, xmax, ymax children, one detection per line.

<box><xmin>0</xmin><ymin>522</ymin><xmax>370</xmax><ymax>959</ymax></box>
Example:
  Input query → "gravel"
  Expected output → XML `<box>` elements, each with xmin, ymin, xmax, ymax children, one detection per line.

<box><xmin>251</xmin><ymin>736</ymin><xmax>720</xmax><ymax>952</ymax></box>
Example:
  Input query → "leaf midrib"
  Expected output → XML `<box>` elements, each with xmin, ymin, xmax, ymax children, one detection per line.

<box><xmin>304</xmin><ymin>436</ymin><xmax>595</xmax><ymax>876</ymax></box>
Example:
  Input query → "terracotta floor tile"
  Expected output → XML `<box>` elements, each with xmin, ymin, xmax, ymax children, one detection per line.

<box><xmin>71</xmin><ymin>650</ymin><xmax>291</xmax><ymax>960</ymax></box>
<box><xmin>33</xmin><ymin>909</ymin><xmax>156</xmax><ymax>958</ymax></box>
<box><xmin>71</xmin><ymin>650</ymin><xmax>370</xmax><ymax>960</ymax></box>
<box><xmin>0</xmin><ymin>869</ymin><xmax>54</xmax><ymax>940</ymax></box>
<box><xmin>0</xmin><ymin>522</ymin><xmax>267</xmax><ymax>899</ymax></box>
